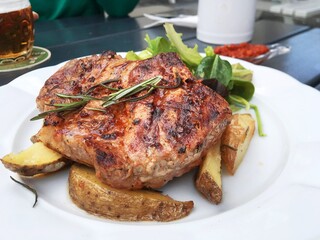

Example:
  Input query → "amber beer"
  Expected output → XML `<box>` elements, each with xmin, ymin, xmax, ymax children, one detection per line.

<box><xmin>0</xmin><ymin>0</ymin><xmax>34</xmax><ymax>64</ymax></box>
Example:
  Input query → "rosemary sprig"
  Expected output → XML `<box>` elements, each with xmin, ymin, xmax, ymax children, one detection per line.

<box><xmin>31</xmin><ymin>100</ymin><xmax>89</xmax><ymax>121</ymax></box>
<box><xmin>101</xmin><ymin>76</ymin><xmax>162</xmax><ymax>107</ymax></box>
<box><xmin>10</xmin><ymin>176</ymin><xmax>38</xmax><ymax>208</ymax></box>
<box><xmin>31</xmin><ymin>75</ymin><xmax>169</xmax><ymax>121</ymax></box>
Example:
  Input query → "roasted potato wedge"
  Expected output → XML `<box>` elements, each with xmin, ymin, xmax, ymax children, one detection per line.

<box><xmin>69</xmin><ymin>164</ymin><xmax>194</xmax><ymax>222</ymax></box>
<box><xmin>1</xmin><ymin>142</ymin><xmax>70</xmax><ymax>176</ymax></box>
<box><xmin>195</xmin><ymin>140</ymin><xmax>222</xmax><ymax>204</ymax></box>
<box><xmin>221</xmin><ymin>113</ymin><xmax>255</xmax><ymax>175</ymax></box>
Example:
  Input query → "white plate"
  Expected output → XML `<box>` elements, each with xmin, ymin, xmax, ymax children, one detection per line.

<box><xmin>0</xmin><ymin>56</ymin><xmax>320</xmax><ymax>240</ymax></box>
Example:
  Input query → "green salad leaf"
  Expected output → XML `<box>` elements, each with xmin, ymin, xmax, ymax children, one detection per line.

<box><xmin>229</xmin><ymin>63</ymin><xmax>255</xmax><ymax>102</ymax></box>
<box><xmin>230</xmin><ymin>79</ymin><xmax>255</xmax><ymax>102</ymax></box>
<box><xmin>126</xmin><ymin>34</ymin><xmax>175</xmax><ymax>60</ymax></box>
<box><xmin>163</xmin><ymin>23</ymin><xmax>202</xmax><ymax>69</ymax></box>
<box><xmin>195</xmin><ymin>55</ymin><xmax>233</xmax><ymax>89</ymax></box>
<box><xmin>204</xmin><ymin>46</ymin><xmax>214</xmax><ymax>57</ymax></box>
<box><xmin>231</xmin><ymin>63</ymin><xmax>253</xmax><ymax>81</ymax></box>
<box><xmin>144</xmin><ymin>34</ymin><xmax>175</xmax><ymax>55</ymax></box>
<box><xmin>126</xmin><ymin>50</ymin><xmax>144</xmax><ymax>60</ymax></box>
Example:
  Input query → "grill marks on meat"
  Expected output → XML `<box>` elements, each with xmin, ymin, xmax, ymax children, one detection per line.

<box><xmin>37</xmin><ymin>51</ymin><xmax>124</xmax><ymax>112</ymax></box>
<box><xmin>36</xmin><ymin>52</ymin><xmax>232</xmax><ymax>189</ymax></box>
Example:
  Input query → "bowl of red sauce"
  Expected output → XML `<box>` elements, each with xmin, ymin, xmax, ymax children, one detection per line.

<box><xmin>214</xmin><ymin>42</ymin><xmax>291</xmax><ymax>65</ymax></box>
<box><xmin>214</xmin><ymin>42</ymin><xmax>270</xmax><ymax>64</ymax></box>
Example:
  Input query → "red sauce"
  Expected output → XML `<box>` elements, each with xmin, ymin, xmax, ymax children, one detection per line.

<box><xmin>214</xmin><ymin>42</ymin><xmax>269</xmax><ymax>59</ymax></box>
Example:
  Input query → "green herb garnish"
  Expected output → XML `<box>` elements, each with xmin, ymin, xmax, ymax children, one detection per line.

<box><xmin>127</xmin><ymin>23</ymin><xmax>203</xmax><ymax>70</ymax></box>
<box><xmin>31</xmin><ymin>75</ymin><xmax>183</xmax><ymax>121</ymax></box>
<box><xmin>10</xmin><ymin>176</ymin><xmax>38</xmax><ymax>207</ymax></box>
<box><xmin>195</xmin><ymin>54</ymin><xmax>233</xmax><ymax>89</ymax></box>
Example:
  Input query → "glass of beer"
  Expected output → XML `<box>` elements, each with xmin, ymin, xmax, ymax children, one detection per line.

<box><xmin>0</xmin><ymin>0</ymin><xmax>34</xmax><ymax>64</ymax></box>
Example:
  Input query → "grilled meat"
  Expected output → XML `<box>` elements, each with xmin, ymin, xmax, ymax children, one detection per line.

<box><xmin>35</xmin><ymin>51</ymin><xmax>232</xmax><ymax>189</ymax></box>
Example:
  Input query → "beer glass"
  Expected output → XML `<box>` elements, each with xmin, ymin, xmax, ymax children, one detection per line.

<box><xmin>0</xmin><ymin>0</ymin><xmax>34</xmax><ymax>64</ymax></box>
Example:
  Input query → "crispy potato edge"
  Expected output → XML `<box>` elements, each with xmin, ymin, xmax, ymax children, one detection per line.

<box><xmin>221</xmin><ymin>113</ymin><xmax>255</xmax><ymax>175</ymax></box>
<box><xmin>196</xmin><ymin>172</ymin><xmax>222</xmax><ymax>204</ymax></box>
<box><xmin>68</xmin><ymin>164</ymin><xmax>194</xmax><ymax>222</ymax></box>
<box><xmin>195</xmin><ymin>140</ymin><xmax>222</xmax><ymax>204</ymax></box>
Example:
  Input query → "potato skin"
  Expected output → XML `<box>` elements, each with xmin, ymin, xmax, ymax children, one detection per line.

<box><xmin>196</xmin><ymin>172</ymin><xmax>222</xmax><ymax>204</ymax></box>
<box><xmin>195</xmin><ymin>141</ymin><xmax>222</xmax><ymax>204</ymax></box>
<box><xmin>221</xmin><ymin>114</ymin><xmax>255</xmax><ymax>175</ymax></box>
<box><xmin>1</xmin><ymin>142</ymin><xmax>70</xmax><ymax>176</ymax></box>
<box><xmin>68</xmin><ymin>164</ymin><xmax>194</xmax><ymax>222</ymax></box>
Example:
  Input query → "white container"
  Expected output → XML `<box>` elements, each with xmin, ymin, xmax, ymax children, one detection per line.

<box><xmin>197</xmin><ymin>0</ymin><xmax>257</xmax><ymax>44</ymax></box>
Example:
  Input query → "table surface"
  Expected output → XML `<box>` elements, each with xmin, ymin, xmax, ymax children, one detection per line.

<box><xmin>0</xmin><ymin>9</ymin><xmax>319</xmax><ymax>92</ymax></box>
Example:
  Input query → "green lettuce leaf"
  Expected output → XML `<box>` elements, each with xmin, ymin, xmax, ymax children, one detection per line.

<box><xmin>144</xmin><ymin>34</ymin><xmax>175</xmax><ymax>55</ymax></box>
<box><xmin>195</xmin><ymin>55</ymin><xmax>233</xmax><ymax>88</ymax></box>
<box><xmin>163</xmin><ymin>23</ymin><xmax>202</xmax><ymax>69</ymax></box>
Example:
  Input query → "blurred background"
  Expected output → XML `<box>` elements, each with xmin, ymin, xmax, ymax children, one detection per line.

<box><xmin>133</xmin><ymin>0</ymin><xmax>320</xmax><ymax>27</ymax></box>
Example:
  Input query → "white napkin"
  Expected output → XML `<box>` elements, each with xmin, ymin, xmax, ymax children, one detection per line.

<box><xmin>143</xmin><ymin>13</ymin><xmax>198</xmax><ymax>29</ymax></box>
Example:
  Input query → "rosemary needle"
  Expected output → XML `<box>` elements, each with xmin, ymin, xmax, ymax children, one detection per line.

<box><xmin>10</xmin><ymin>176</ymin><xmax>38</xmax><ymax>208</ymax></box>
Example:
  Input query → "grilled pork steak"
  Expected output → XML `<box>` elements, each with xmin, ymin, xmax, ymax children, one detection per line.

<box><xmin>35</xmin><ymin>51</ymin><xmax>232</xmax><ymax>189</ymax></box>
